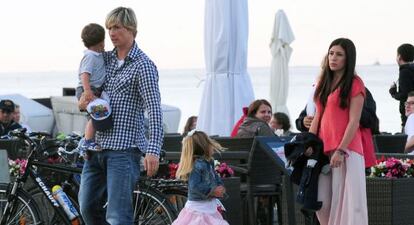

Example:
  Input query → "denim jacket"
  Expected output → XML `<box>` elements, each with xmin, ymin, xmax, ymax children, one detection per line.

<box><xmin>187</xmin><ymin>158</ymin><xmax>224</xmax><ymax>201</ymax></box>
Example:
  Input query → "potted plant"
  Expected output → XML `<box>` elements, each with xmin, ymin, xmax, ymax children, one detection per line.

<box><xmin>367</xmin><ymin>157</ymin><xmax>414</xmax><ymax>225</ymax></box>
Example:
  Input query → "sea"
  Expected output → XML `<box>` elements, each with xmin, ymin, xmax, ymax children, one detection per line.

<box><xmin>0</xmin><ymin>65</ymin><xmax>402</xmax><ymax>133</ymax></box>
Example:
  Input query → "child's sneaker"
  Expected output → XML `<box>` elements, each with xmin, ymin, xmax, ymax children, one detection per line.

<box><xmin>76</xmin><ymin>138</ymin><xmax>87</xmax><ymax>157</ymax></box>
<box><xmin>83</xmin><ymin>139</ymin><xmax>102</xmax><ymax>151</ymax></box>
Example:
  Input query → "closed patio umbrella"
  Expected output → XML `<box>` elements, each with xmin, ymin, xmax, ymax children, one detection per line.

<box><xmin>269</xmin><ymin>10</ymin><xmax>295</xmax><ymax>115</ymax></box>
<box><xmin>197</xmin><ymin>0</ymin><xmax>254</xmax><ymax>136</ymax></box>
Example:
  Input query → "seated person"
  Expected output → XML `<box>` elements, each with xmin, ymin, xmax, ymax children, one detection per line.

<box><xmin>0</xmin><ymin>99</ymin><xmax>22</xmax><ymax>136</ymax></box>
<box><xmin>182</xmin><ymin>116</ymin><xmax>197</xmax><ymax>136</ymax></box>
<box><xmin>404</xmin><ymin>91</ymin><xmax>414</xmax><ymax>153</ymax></box>
<box><xmin>13</xmin><ymin>104</ymin><xmax>32</xmax><ymax>133</ymax></box>
<box><xmin>235</xmin><ymin>99</ymin><xmax>275</xmax><ymax>138</ymax></box>
<box><xmin>270</xmin><ymin>112</ymin><xmax>292</xmax><ymax>136</ymax></box>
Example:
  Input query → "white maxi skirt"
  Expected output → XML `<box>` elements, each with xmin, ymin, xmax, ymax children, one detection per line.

<box><xmin>316</xmin><ymin>149</ymin><xmax>368</xmax><ymax>225</ymax></box>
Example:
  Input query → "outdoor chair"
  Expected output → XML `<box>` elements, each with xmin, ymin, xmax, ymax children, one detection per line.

<box><xmin>161</xmin><ymin>135</ymin><xmax>183</xmax><ymax>152</ymax></box>
<box><xmin>213</xmin><ymin>137</ymin><xmax>254</xmax><ymax>152</ymax></box>
<box><xmin>213</xmin><ymin>137</ymin><xmax>254</xmax><ymax>167</ymax></box>
<box><xmin>0</xmin><ymin>139</ymin><xmax>24</xmax><ymax>160</ymax></box>
<box><xmin>373</xmin><ymin>134</ymin><xmax>407</xmax><ymax>153</ymax></box>
<box><xmin>232</xmin><ymin>136</ymin><xmax>296</xmax><ymax>225</ymax></box>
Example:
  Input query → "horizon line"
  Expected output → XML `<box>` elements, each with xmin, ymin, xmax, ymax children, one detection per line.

<box><xmin>0</xmin><ymin>63</ymin><xmax>397</xmax><ymax>74</ymax></box>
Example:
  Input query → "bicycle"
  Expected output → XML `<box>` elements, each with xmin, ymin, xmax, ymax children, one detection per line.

<box><xmin>0</xmin><ymin>128</ymin><xmax>177</xmax><ymax>225</ymax></box>
<box><xmin>0</xmin><ymin>129</ymin><xmax>81</xmax><ymax>225</ymax></box>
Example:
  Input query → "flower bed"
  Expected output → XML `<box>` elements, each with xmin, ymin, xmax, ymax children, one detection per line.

<box><xmin>366</xmin><ymin>157</ymin><xmax>414</xmax><ymax>225</ymax></box>
<box><xmin>370</xmin><ymin>157</ymin><xmax>414</xmax><ymax>178</ymax></box>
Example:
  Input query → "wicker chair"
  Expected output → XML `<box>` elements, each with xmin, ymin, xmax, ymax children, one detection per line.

<box><xmin>373</xmin><ymin>134</ymin><xmax>407</xmax><ymax>153</ymax></box>
<box><xmin>233</xmin><ymin>136</ymin><xmax>296</xmax><ymax>225</ymax></box>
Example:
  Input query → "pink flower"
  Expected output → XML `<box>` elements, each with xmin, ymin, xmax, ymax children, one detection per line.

<box><xmin>370</xmin><ymin>157</ymin><xmax>411</xmax><ymax>178</ymax></box>
<box><xmin>385</xmin><ymin>172</ymin><xmax>393</xmax><ymax>178</ymax></box>
<box><xmin>8</xmin><ymin>158</ymin><xmax>28</xmax><ymax>176</ymax></box>
<box><xmin>168</xmin><ymin>163</ymin><xmax>179</xmax><ymax>179</ymax></box>
<box><xmin>215</xmin><ymin>161</ymin><xmax>234</xmax><ymax>178</ymax></box>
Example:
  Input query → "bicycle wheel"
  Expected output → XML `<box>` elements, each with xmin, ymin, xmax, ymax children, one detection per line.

<box><xmin>0</xmin><ymin>183</ymin><xmax>42</xmax><ymax>225</ymax></box>
<box><xmin>133</xmin><ymin>187</ymin><xmax>177</xmax><ymax>225</ymax></box>
<box><xmin>162</xmin><ymin>189</ymin><xmax>188</xmax><ymax>213</ymax></box>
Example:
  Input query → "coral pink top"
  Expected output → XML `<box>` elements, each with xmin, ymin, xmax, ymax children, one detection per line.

<box><xmin>316</xmin><ymin>76</ymin><xmax>366</xmax><ymax>155</ymax></box>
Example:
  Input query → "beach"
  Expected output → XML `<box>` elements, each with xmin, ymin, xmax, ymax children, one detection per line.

<box><xmin>0</xmin><ymin>64</ymin><xmax>401</xmax><ymax>133</ymax></box>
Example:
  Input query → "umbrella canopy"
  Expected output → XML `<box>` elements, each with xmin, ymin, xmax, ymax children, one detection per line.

<box><xmin>269</xmin><ymin>10</ymin><xmax>295</xmax><ymax>115</ymax></box>
<box><xmin>197</xmin><ymin>0</ymin><xmax>255</xmax><ymax>136</ymax></box>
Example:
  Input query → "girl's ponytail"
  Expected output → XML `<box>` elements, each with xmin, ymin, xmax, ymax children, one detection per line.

<box><xmin>176</xmin><ymin>136</ymin><xmax>195</xmax><ymax>180</ymax></box>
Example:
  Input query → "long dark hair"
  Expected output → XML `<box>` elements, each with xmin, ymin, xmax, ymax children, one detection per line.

<box><xmin>314</xmin><ymin>38</ymin><xmax>356</xmax><ymax>109</ymax></box>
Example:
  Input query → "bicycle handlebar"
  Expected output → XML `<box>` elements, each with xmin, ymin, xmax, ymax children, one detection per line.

<box><xmin>8</xmin><ymin>128</ymin><xmax>28</xmax><ymax>138</ymax></box>
<box><xmin>57</xmin><ymin>147</ymin><xmax>80</xmax><ymax>155</ymax></box>
<box><xmin>29</xmin><ymin>131</ymin><xmax>52</xmax><ymax>138</ymax></box>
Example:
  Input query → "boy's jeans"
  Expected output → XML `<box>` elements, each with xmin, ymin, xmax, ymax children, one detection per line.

<box><xmin>79</xmin><ymin>149</ymin><xmax>141</xmax><ymax>225</ymax></box>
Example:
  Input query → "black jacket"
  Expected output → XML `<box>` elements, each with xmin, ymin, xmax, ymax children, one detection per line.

<box><xmin>360</xmin><ymin>88</ymin><xmax>380</xmax><ymax>134</ymax></box>
<box><xmin>284</xmin><ymin>132</ymin><xmax>329</xmax><ymax>212</ymax></box>
<box><xmin>0</xmin><ymin>121</ymin><xmax>22</xmax><ymax>136</ymax></box>
<box><xmin>389</xmin><ymin>63</ymin><xmax>414</xmax><ymax>126</ymax></box>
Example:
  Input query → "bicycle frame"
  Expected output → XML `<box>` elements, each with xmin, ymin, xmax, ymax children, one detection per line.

<box><xmin>27</xmin><ymin>163</ymin><xmax>80</xmax><ymax>224</ymax></box>
<box><xmin>29</xmin><ymin>169</ymin><xmax>72</xmax><ymax>225</ymax></box>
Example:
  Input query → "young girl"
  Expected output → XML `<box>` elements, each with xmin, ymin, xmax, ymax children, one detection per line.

<box><xmin>172</xmin><ymin>130</ymin><xmax>229</xmax><ymax>225</ymax></box>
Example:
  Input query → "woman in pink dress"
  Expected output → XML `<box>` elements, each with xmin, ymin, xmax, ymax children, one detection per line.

<box><xmin>309</xmin><ymin>38</ymin><xmax>368</xmax><ymax>225</ymax></box>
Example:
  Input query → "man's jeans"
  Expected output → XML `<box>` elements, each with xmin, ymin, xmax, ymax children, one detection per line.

<box><xmin>79</xmin><ymin>149</ymin><xmax>141</xmax><ymax>225</ymax></box>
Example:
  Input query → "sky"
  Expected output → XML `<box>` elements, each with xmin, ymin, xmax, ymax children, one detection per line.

<box><xmin>0</xmin><ymin>0</ymin><xmax>413</xmax><ymax>72</ymax></box>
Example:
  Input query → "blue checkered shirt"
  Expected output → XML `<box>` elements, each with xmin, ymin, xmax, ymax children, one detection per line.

<box><xmin>96</xmin><ymin>42</ymin><xmax>163</xmax><ymax>156</ymax></box>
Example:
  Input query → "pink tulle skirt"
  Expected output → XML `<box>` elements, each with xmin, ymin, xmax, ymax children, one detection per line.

<box><xmin>172</xmin><ymin>207</ymin><xmax>229</xmax><ymax>225</ymax></box>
